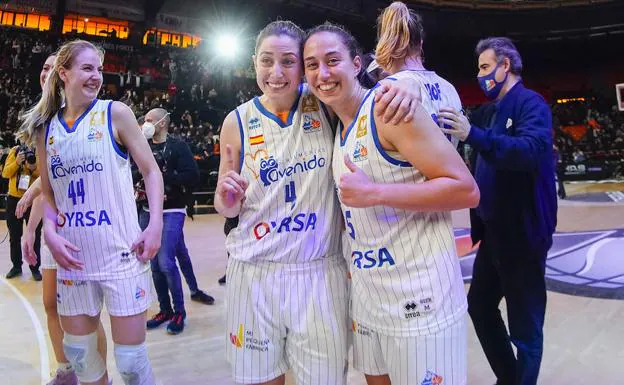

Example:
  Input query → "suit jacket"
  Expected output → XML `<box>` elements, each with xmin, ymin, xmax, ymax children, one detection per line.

<box><xmin>466</xmin><ymin>82</ymin><xmax>557</xmax><ymax>254</ymax></box>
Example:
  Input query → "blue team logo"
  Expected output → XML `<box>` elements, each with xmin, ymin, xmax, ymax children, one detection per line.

<box><xmin>259</xmin><ymin>156</ymin><xmax>278</xmax><ymax>186</ymax></box>
<box><xmin>135</xmin><ymin>286</ymin><xmax>146</xmax><ymax>300</ymax></box>
<box><xmin>258</xmin><ymin>155</ymin><xmax>326</xmax><ymax>187</ymax></box>
<box><xmin>353</xmin><ymin>141</ymin><xmax>368</xmax><ymax>162</ymax></box>
<box><xmin>50</xmin><ymin>153</ymin><xmax>64</xmax><ymax>179</ymax></box>
<box><xmin>302</xmin><ymin>114</ymin><xmax>321</xmax><ymax>133</ymax></box>
<box><xmin>421</xmin><ymin>370</ymin><xmax>444</xmax><ymax>385</ymax></box>
<box><xmin>87</xmin><ymin>127</ymin><xmax>103</xmax><ymax>142</ymax></box>
<box><xmin>457</xmin><ymin>228</ymin><xmax>624</xmax><ymax>299</ymax></box>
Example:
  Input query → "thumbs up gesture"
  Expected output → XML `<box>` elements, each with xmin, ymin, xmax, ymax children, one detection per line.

<box><xmin>216</xmin><ymin>144</ymin><xmax>249</xmax><ymax>208</ymax></box>
<box><xmin>339</xmin><ymin>154</ymin><xmax>378</xmax><ymax>208</ymax></box>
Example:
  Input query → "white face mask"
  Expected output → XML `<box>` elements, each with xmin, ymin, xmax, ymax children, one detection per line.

<box><xmin>142</xmin><ymin>122</ymin><xmax>155</xmax><ymax>139</ymax></box>
<box><xmin>142</xmin><ymin>112</ymin><xmax>169</xmax><ymax>140</ymax></box>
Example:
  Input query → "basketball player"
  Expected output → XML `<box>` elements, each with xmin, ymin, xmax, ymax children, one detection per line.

<box><xmin>303</xmin><ymin>23</ymin><xmax>480</xmax><ymax>385</ymax></box>
<box><xmin>215</xmin><ymin>21</ymin><xmax>420</xmax><ymax>385</ymax></box>
<box><xmin>20</xmin><ymin>52</ymin><xmax>108</xmax><ymax>385</ymax></box>
<box><xmin>18</xmin><ymin>40</ymin><xmax>163</xmax><ymax>385</ymax></box>
<box><xmin>373</xmin><ymin>2</ymin><xmax>464</xmax><ymax>149</ymax></box>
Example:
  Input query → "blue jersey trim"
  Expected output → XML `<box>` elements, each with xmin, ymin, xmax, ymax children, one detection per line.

<box><xmin>370</xmin><ymin>99</ymin><xmax>411</xmax><ymax>167</ymax></box>
<box><xmin>58</xmin><ymin>98</ymin><xmax>98</xmax><ymax>134</ymax></box>
<box><xmin>252</xmin><ymin>83</ymin><xmax>303</xmax><ymax>128</ymax></box>
<box><xmin>340</xmin><ymin>86</ymin><xmax>378</xmax><ymax>147</ymax></box>
<box><xmin>235</xmin><ymin>108</ymin><xmax>244</xmax><ymax>173</ymax></box>
<box><xmin>107</xmin><ymin>101</ymin><xmax>128</xmax><ymax>160</ymax></box>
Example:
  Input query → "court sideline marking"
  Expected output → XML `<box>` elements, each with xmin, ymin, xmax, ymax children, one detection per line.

<box><xmin>0</xmin><ymin>277</ymin><xmax>50</xmax><ymax>385</ymax></box>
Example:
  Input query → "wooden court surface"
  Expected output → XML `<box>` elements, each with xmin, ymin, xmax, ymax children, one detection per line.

<box><xmin>2</xmin><ymin>182</ymin><xmax>624</xmax><ymax>385</ymax></box>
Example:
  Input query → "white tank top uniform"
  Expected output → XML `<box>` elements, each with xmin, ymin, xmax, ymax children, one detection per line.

<box><xmin>226</xmin><ymin>83</ymin><xmax>343</xmax><ymax>263</ymax></box>
<box><xmin>388</xmin><ymin>70</ymin><xmax>463</xmax><ymax>148</ymax></box>
<box><xmin>333</xmin><ymin>86</ymin><xmax>467</xmax><ymax>384</ymax></box>
<box><xmin>45</xmin><ymin>99</ymin><xmax>146</xmax><ymax>281</ymax></box>
<box><xmin>224</xmin><ymin>85</ymin><xmax>350</xmax><ymax>384</ymax></box>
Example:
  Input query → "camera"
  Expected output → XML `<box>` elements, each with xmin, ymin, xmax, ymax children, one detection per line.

<box><xmin>18</xmin><ymin>145</ymin><xmax>36</xmax><ymax>165</ymax></box>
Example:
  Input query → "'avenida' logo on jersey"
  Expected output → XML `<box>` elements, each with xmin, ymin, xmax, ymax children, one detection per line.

<box><xmin>50</xmin><ymin>153</ymin><xmax>104</xmax><ymax>179</ymax></box>
<box><xmin>258</xmin><ymin>155</ymin><xmax>326</xmax><ymax>187</ymax></box>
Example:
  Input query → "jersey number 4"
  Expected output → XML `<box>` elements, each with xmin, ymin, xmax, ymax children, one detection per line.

<box><xmin>285</xmin><ymin>181</ymin><xmax>296</xmax><ymax>209</ymax></box>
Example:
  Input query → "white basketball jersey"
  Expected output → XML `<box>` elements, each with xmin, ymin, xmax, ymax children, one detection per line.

<box><xmin>45</xmin><ymin>99</ymin><xmax>146</xmax><ymax>280</ymax></box>
<box><xmin>388</xmin><ymin>70</ymin><xmax>463</xmax><ymax>148</ymax></box>
<box><xmin>333</xmin><ymin>88</ymin><xmax>467</xmax><ymax>337</ymax></box>
<box><xmin>226</xmin><ymin>84</ymin><xmax>343</xmax><ymax>264</ymax></box>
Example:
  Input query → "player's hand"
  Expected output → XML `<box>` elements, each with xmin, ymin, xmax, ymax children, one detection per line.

<box><xmin>131</xmin><ymin>224</ymin><xmax>161</xmax><ymax>263</ymax></box>
<box><xmin>438</xmin><ymin>107</ymin><xmax>471</xmax><ymax>142</ymax></box>
<box><xmin>45</xmin><ymin>231</ymin><xmax>83</xmax><ymax>270</ymax></box>
<box><xmin>375</xmin><ymin>78</ymin><xmax>422</xmax><ymax>124</ymax></box>
<box><xmin>21</xmin><ymin>229</ymin><xmax>37</xmax><ymax>266</ymax></box>
<box><xmin>16</xmin><ymin>189</ymin><xmax>35</xmax><ymax>218</ymax></box>
<box><xmin>339</xmin><ymin>154</ymin><xmax>380</xmax><ymax>208</ymax></box>
<box><xmin>216</xmin><ymin>144</ymin><xmax>248</xmax><ymax>208</ymax></box>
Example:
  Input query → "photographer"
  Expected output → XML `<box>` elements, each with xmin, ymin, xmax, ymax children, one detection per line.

<box><xmin>2</xmin><ymin>143</ymin><xmax>42</xmax><ymax>280</ymax></box>
<box><xmin>139</xmin><ymin>108</ymin><xmax>214</xmax><ymax>335</ymax></box>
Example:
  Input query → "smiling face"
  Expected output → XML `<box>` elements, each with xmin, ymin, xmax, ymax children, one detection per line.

<box><xmin>253</xmin><ymin>34</ymin><xmax>303</xmax><ymax>105</ymax></box>
<box><xmin>58</xmin><ymin>47</ymin><xmax>103</xmax><ymax>105</ymax></box>
<box><xmin>39</xmin><ymin>54</ymin><xmax>55</xmax><ymax>89</ymax></box>
<box><xmin>303</xmin><ymin>31</ymin><xmax>361</xmax><ymax>109</ymax></box>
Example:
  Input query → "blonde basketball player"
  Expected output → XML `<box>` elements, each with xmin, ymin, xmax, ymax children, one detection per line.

<box><xmin>304</xmin><ymin>23</ymin><xmax>480</xmax><ymax>385</ymax></box>
<box><xmin>375</xmin><ymin>2</ymin><xmax>464</xmax><ymax>149</ymax></box>
<box><xmin>216</xmin><ymin>21</ymin><xmax>420</xmax><ymax>385</ymax></box>
<box><xmin>19</xmin><ymin>53</ymin><xmax>109</xmax><ymax>385</ymax></box>
<box><xmin>18</xmin><ymin>40</ymin><xmax>163</xmax><ymax>385</ymax></box>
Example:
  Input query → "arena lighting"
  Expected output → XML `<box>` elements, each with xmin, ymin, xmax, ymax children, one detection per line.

<box><xmin>215</xmin><ymin>33</ymin><xmax>239</xmax><ymax>59</ymax></box>
<box><xmin>556</xmin><ymin>98</ymin><xmax>586</xmax><ymax>104</ymax></box>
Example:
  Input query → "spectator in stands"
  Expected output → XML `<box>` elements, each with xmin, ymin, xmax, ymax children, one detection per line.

<box><xmin>573</xmin><ymin>148</ymin><xmax>586</xmax><ymax>163</ymax></box>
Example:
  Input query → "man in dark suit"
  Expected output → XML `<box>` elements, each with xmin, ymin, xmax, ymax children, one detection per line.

<box><xmin>439</xmin><ymin>37</ymin><xmax>557</xmax><ymax>385</ymax></box>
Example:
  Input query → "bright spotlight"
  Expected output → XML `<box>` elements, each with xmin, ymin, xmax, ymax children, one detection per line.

<box><xmin>215</xmin><ymin>34</ymin><xmax>239</xmax><ymax>59</ymax></box>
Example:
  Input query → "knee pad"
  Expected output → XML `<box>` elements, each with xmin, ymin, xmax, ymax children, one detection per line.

<box><xmin>114</xmin><ymin>343</ymin><xmax>154</xmax><ymax>385</ymax></box>
<box><xmin>63</xmin><ymin>332</ymin><xmax>106</xmax><ymax>383</ymax></box>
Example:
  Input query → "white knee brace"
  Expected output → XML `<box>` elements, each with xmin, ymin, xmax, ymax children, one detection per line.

<box><xmin>114</xmin><ymin>343</ymin><xmax>154</xmax><ymax>385</ymax></box>
<box><xmin>63</xmin><ymin>332</ymin><xmax>106</xmax><ymax>383</ymax></box>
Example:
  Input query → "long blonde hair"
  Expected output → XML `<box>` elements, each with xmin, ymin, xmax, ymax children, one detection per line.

<box><xmin>17</xmin><ymin>40</ymin><xmax>104</xmax><ymax>145</ymax></box>
<box><xmin>375</xmin><ymin>1</ymin><xmax>424</xmax><ymax>72</ymax></box>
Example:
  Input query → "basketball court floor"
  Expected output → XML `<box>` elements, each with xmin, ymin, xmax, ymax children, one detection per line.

<box><xmin>2</xmin><ymin>181</ymin><xmax>624</xmax><ymax>385</ymax></box>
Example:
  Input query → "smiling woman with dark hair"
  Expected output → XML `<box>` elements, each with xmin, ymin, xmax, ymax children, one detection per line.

<box><xmin>303</xmin><ymin>21</ymin><xmax>479</xmax><ymax>385</ymax></box>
